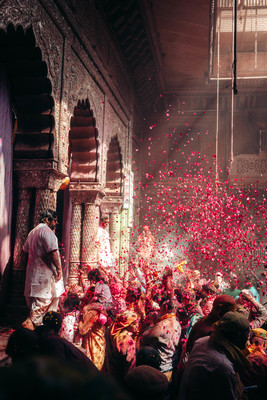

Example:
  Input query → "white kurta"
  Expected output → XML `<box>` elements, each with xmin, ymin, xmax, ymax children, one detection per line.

<box><xmin>97</xmin><ymin>226</ymin><xmax>115</xmax><ymax>272</ymax></box>
<box><xmin>23</xmin><ymin>223</ymin><xmax>64</xmax><ymax>299</ymax></box>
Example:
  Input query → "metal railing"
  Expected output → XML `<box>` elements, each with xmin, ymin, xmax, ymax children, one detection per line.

<box><xmin>219</xmin><ymin>0</ymin><xmax>267</xmax><ymax>8</ymax></box>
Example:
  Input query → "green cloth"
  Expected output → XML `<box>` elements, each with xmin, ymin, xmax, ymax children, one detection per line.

<box><xmin>223</xmin><ymin>288</ymin><xmax>241</xmax><ymax>299</ymax></box>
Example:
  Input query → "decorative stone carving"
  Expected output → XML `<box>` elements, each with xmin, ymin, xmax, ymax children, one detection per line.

<box><xmin>32</xmin><ymin>5</ymin><xmax>63</xmax><ymax>101</ymax></box>
<box><xmin>0</xmin><ymin>0</ymin><xmax>33</xmax><ymax>31</ymax></box>
<box><xmin>69</xmin><ymin>184</ymin><xmax>105</xmax><ymax>205</ymax></box>
<box><xmin>119</xmin><ymin>209</ymin><xmax>130</xmax><ymax>275</ymax></box>
<box><xmin>104</xmin><ymin>102</ymin><xmax>128</xmax><ymax>173</ymax></box>
<box><xmin>101</xmin><ymin>196</ymin><xmax>123</xmax><ymax>215</ymax></box>
<box><xmin>68</xmin><ymin>184</ymin><xmax>105</xmax><ymax>284</ymax></box>
<box><xmin>109</xmin><ymin>211</ymin><xmax>121</xmax><ymax>264</ymax></box>
<box><xmin>34</xmin><ymin>189</ymin><xmax>57</xmax><ymax>226</ymax></box>
<box><xmin>14</xmin><ymin>160</ymin><xmax>67</xmax><ymax>191</ymax></box>
<box><xmin>0</xmin><ymin>1</ymin><xmax>65</xmax><ymax>168</ymax></box>
<box><xmin>31</xmin><ymin>5</ymin><xmax>64</xmax><ymax>164</ymax></box>
<box><xmin>68</xmin><ymin>203</ymin><xmax>82</xmax><ymax>285</ymax></box>
<box><xmin>13</xmin><ymin>189</ymin><xmax>31</xmax><ymax>271</ymax></box>
<box><xmin>81</xmin><ymin>202</ymin><xmax>99</xmax><ymax>272</ymax></box>
<box><xmin>68</xmin><ymin>52</ymin><xmax>105</xmax><ymax>126</ymax></box>
<box><xmin>0</xmin><ymin>0</ymin><xmax>136</xmax><ymax>314</ymax></box>
<box><xmin>9</xmin><ymin>188</ymin><xmax>32</xmax><ymax>314</ymax></box>
<box><xmin>236</xmin><ymin>158</ymin><xmax>267</xmax><ymax>176</ymax></box>
<box><xmin>230</xmin><ymin>153</ymin><xmax>267</xmax><ymax>188</ymax></box>
<box><xmin>58</xmin><ymin>42</ymin><xmax>72</xmax><ymax>174</ymax></box>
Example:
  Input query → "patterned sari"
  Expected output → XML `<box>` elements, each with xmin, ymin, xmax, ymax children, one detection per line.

<box><xmin>79</xmin><ymin>306</ymin><xmax>106</xmax><ymax>370</ymax></box>
<box><xmin>102</xmin><ymin>310</ymin><xmax>138</xmax><ymax>383</ymax></box>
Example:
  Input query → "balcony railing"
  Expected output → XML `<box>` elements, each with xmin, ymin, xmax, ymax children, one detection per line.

<box><xmin>219</xmin><ymin>0</ymin><xmax>267</xmax><ymax>9</ymax></box>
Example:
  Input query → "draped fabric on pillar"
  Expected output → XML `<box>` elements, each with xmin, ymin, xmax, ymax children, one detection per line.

<box><xmin>0</xmin><ymin>65</ymin><xmax>12</xmax><ymax>276</ymax></box>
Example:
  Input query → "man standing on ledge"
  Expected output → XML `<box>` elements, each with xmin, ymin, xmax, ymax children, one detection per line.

<box><xmin>97</xmin><ymin>214</ymin><xmax>116</xmax><ymax>276</ymax></box>
<box><xmin>22</xmin><ymin>209</ymin><xmax>64</xmax><ymax>330</ymax></box>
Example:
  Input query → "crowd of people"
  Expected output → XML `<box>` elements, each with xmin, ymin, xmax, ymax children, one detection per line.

<box><xmin>2</xmin><ymin>210</ymin><xmax>267</xmax><ymax>400</ymax></box>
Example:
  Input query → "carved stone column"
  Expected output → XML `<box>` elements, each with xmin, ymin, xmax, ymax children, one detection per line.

<box><xmin>101</xmin><ymin>196</ymin><xmax>123</xmax><ymax>272</ymax></box>
<box><xmin>34</xmin><ymin>189</ymin><xmax>57</xmax><ymax>226</ymax></box>
<box><xmin>109</xmin><ymin>207</ymin><xmax>121</xmax><ymax>263</ymax></box>
<box><xmin>14</xmin><ymin>160</ymin><xmax>66</xmax><ymax>227</ymax></box>
<box><xmin>68</xmin><ymin>184</ymin><xmax>105</xmax><ymax>285</ymax></box>
<box><xmin>9</xmin><ymin>189</ymin><xmax>32</xmax><ymax>311</ymax></box>
<box><xmin>120</xmin><ymin>209</ymin><xmax>130</xmax><ymax>275</ymax></box>
<box><xmin>81</xmin><ymin>199</ymin><xmax>100</xmax><ymax>280</ymax></box>
<box><xmin>68</xmin><ymin>202</ymin><xmax>82</xmax><ymax>285</ymax></box>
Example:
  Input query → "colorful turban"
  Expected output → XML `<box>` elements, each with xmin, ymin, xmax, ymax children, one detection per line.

<box><xmin>251</xmin><ymin>328</ymin><xmax>267</xmax><ymax>341</ymax></box>
<box><xmin>110</xmin><ymin>310</ymin><xmax>138</xmax><ymax>340</ymax></box>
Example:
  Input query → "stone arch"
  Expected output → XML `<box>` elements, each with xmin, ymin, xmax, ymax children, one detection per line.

<box><xmin>69</xmin><ymin>99</ymin><xmax>100</xmax><ymax>182</ymax></box>
<box><xmin>106</xmin><ymin>135</ymin><xmax>123</xmax><ymax>196</ymax></box>
<box><xmin>0</xmin><ymin>24</ymin><xmax>55</xmax><ymax>159</ymax></box>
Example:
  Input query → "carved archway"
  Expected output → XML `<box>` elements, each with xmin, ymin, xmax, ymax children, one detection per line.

<box><xmin>0</xmin><ymin>24</ymin><xmax>58</xmax><ymax>317</ymax></box>
<box><xmin>0</xmin><ymin>24</ymin><xmax>55</xmax><ymax>159</ymax></box>
<box><xmin>106</xmin><ymin>136</ymin><xmax>123</xmax><ymax>195</ymax></box>
<box><xmin>69</xmin><ymin>99</ymin><xmax>99</xmax><ymax>182</ymax></box>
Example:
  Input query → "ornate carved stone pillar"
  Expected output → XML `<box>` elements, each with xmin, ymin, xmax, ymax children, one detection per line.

<box><xmin>120</xmin><ymin>209</ymin><xmax>130</xmax><ymax>275</ymax></box>
<box><xmin>81</xmin><ymin>198</ymin><xmax>100</xmax><ymax>279</ymax></box>
<box><xmin>9</xmin><ymin>189</ymin><xmax>32</xmax><ymax>310</ymax></box>
<box><xmin>68</xmin><ymin>184</ymin><xmax>105</xmax><ymax>285</ymax></box>
<box><xmin>101</xmin><ymin>196</ymin><xmax>123</xmax><ymax>272</ymax></box>
<box><xmin>68</xmin><ymin>202</ymin><xmax>82</xmax><ymax>285</ymax></box>
<box><xmin>109</xmin><ymin>207</ymin><xmax>121</xmax><ymax>263</ymax></box>
<box><xmin>34</xmin><ymin>189</ymin><xmax>57</xmax><ymax>226</ymax></box>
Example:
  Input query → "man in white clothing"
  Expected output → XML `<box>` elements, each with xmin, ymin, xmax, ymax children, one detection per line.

<box><xmin>22</xmin><ymin>209</ymin><xmax>64</xmax><ymax>329</ymax></box>
<box><xmin>97</xmin><ymin>215</ymin><xmax>116</xmax><ymax>275</ymax></box>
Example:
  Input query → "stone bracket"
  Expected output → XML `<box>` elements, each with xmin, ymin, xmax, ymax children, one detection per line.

<box><xmin>69</xmin><ymin>183</ymin><xmax>106</xmax><ymax>205</ymax></box>
<box><xmin>101</xmin><ymin>196</ymin><xmax>123</xmax><ymax>214</ymax></box>
<box><xmin>14</xmin><ymin>159</ymin><xmax>67</xmax><ymax>191</ymax></box>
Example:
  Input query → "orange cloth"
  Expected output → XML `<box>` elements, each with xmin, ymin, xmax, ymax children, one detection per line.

<box><xmin>79</xmin><ymin>308</ymin><xmax>106</xmax><ymax>370</ymax></box>
<box><xmin>110</xmin><ymin>310</ymin><xmax>138</xmax><ymax>340</ymax></box>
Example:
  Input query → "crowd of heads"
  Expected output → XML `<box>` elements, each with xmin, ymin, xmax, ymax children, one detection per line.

<box><xmin>3</xmin><ymin>259</ymin><xmax>267</xmax><ymax>400</ymax></box>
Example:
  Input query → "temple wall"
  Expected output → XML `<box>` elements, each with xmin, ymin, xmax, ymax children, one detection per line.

<box><xmin>0</xmin><ymin>0</ymin><xmax>140</xmax><ymax>314</ymax></box>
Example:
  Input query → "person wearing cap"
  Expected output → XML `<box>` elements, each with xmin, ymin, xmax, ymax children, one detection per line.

<box><xmin>186</xmin><ymin>294</ymin><xmax>237</xmax><ymax>354</ymax></box>
<box><xmin>179</xmin><ymin>311</ymin><xmax>251</xmax><ymax>400</ymax></box>
<box><xmin>22</xmin><ymin>210</ymin><xmax>64</xmax><ymax>330</ymax></box>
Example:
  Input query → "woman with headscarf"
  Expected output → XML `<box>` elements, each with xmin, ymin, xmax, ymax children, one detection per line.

<box><xmin>141</xmin><ymin>299</ymin><xmax>181</xmax><ymax>382</ymax></box>
<box><xmin>102</xmin><ymin>310</ymin><xmax>139</xmax><ymax>383</ymax></box>
<box><xmin>78</xmin><ymin>272</ymin><xmax>107</xmax><ymax>370</ymax></box>
<box><xmin>240</xmin><ymin>328</ymin><xmax>267</xmax><ymax>399</ymax></box>
<box><xmin>78</xmin><ymin>305</ymin><xmax>106</xmax><ymax>370</ymax></box>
